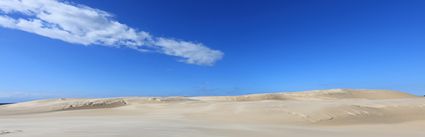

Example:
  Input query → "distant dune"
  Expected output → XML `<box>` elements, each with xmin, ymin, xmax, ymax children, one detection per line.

<box><xmin>1</xmin><ymin>89</ymin><xmax>425</xmax><ymax>137</ymax></box>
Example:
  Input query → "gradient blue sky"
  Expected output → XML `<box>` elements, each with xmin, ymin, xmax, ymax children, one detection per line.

<box><xmin>1</xmin><ymin>0</ymin><xmax>425</xmax><ymax>102</ymax></box>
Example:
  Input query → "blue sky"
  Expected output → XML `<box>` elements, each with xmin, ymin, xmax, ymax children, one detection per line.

<box><xmin>1</xmin><ymin>0</ymin><xmax>425</xmax><ymax>102</ymax></box>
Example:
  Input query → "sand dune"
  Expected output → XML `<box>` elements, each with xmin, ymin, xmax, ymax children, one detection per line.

<box><xmin>1</xmin><ymin>89</ymin><xmax>425</xmax><ymax>137</ymax></box>
<box><xmin>194</xmin><ymin>89</ymin><xmax>417</xmax><ymax>101</ymax></box>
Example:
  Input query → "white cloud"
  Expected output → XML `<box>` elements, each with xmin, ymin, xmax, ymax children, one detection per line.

<box><xmin>0</xmin><ymin>0</ymin><xmax>223</xmax><ymax>66</ymax></box>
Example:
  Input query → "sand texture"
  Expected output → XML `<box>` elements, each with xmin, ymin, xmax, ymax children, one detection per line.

<box><xmin>1</xmin><ymin>89</ymin><xmax>425</xmax><ymax>137</ymax></box>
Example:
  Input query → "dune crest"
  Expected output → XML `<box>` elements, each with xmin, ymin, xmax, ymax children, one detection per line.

<box><xmin>195</xmin><ymin>89</ymin><xmax>417</xmax><ymax>101</ymax></box>
<box><xmin>1</xmin><ymin>89</ymin><xmax>425</xmax><ymax>137</ymax></box>
<box><xmin>1</xmin><ymin>89</ymin><xmax>424</xmax><ymax>125</ymax></box>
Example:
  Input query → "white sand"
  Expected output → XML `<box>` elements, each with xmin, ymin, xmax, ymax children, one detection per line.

<box><xmin>1</xmin><ymin>89</ymin><xmax>425</xmax><ymax>137</ymax></box>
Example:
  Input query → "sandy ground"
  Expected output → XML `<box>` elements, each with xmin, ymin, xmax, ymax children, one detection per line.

<box><xmin>1</xmin><ymin>89</ymin><xmax>425</xmax><ymax>137</ymax></box>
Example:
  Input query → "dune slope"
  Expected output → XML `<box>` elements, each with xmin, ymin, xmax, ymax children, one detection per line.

<box><xmin>1</xmin><ymin>89</ymin><xmax>425</xmax><ymax>137</ymax></box>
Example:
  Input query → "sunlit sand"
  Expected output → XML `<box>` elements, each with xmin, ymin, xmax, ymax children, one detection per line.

<box><xmin>1</xmin><ymin>89</ymin><xmax>425</xmax><ymax>137</ymax></box>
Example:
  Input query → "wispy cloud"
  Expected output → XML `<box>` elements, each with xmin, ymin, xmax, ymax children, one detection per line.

<box><xmin>0</xmin><ymin>0</ymin><xmax>223</xmax><ymax>66</ymax></box>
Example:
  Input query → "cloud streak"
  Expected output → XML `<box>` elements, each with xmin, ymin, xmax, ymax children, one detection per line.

<box><xmin>0</xmin><ymin>0</ymin><xmax>223</xmax><ymax>65</ymax></box>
